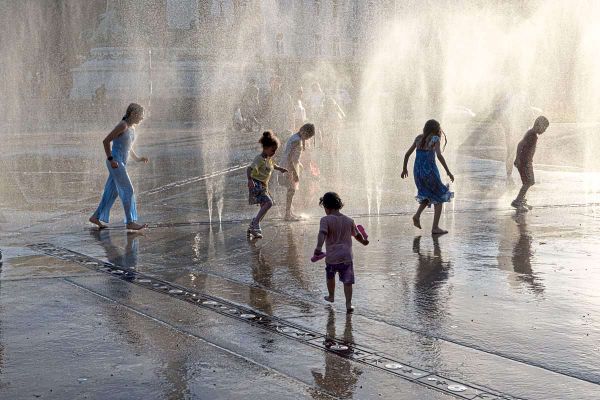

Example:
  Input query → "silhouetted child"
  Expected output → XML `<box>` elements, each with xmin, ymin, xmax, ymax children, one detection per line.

<box><xmin>314</xmin><ymin>192</ymin><xmax>368</xmax><ymax>313</ymax></box>
<box><xmin>247</xmin><ymin>131</ymin><xmax>288</xmax><ymax>238</ymax></box>
<box><xmin>279</xmin><ymin>123</ymin><xmax>316</xmax><ymax>220</ymax></box>
<box><xmin>402</xmin><ymin>119</ymin><xmax>454</xmax><ymax>235</ymax></box>
<box><xmin>511</xmin><ymin>116</ymin><xmax>550</xmax><ymax>212</ymax></box>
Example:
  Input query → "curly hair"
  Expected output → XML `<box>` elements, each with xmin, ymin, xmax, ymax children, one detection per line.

<box><xmin>259</xmin><ymin>130</ymin><xmax>280</xmax><ymax>150</ymax></box>
<box><xmin>319</xmin><ymin>192</ymin><xmax>344</xmax><ymax>210</ymax></box>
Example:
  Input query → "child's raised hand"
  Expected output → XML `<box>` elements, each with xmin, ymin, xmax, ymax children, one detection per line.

<box><xmin>278</xmin><ymin>167</ymin><xmax>288</xmax><ymax>174</ymax></box>
<box><xmin>401</xmin><ymin>169</ymin><xmax>409</xmax><ymax>179</ymax></box>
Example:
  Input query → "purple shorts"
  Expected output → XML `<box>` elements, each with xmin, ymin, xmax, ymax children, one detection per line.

<box><xmin>325</xmin><ymin>262</ymin><xmax>355</xmax><ymax>285</ymax></box>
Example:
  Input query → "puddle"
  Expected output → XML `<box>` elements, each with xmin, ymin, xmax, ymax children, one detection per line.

<box><xmin>448</xmin><ymin>385</ymin><xmax>467</xmax><ymax>392</ymax></box>
<box><xmin>385</xmin><ymin>363</ymin><xmax>403</xmax><ymax>369</ymax></box>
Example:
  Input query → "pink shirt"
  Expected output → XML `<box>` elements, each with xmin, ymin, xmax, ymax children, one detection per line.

<box><xmin>319</xmin><ymin>213</ymin><xmax>357</xmax><ymax>264</ymax></box>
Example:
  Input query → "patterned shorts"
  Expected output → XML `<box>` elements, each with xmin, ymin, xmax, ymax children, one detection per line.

<box><xmin>248</xmin><ymin>179</ymin><xmax>273</xmax><ymax>205</ymax></box>
<box><xmin>325</xmin><ymin>262</ymin><xmax>355</xmax><ymax>285</ymax></box>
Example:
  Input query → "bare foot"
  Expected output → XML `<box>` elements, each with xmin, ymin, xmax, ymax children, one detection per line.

<box><xmin>284</xmin><ymin>213</ymin><xmax>302</xmax><ymax>222</ymax></box>
<box><xmin>431</xmin><ymin>228</ymin><xmax>448</xmax><ymax>235</ymax></box>
<box><xmin>89</xmin><ymin>216</ymin><xmax>107</xmax><ymax>229</ymax></box>
<box><xmin>412</xmin><ymin>215</ymin><xmax>421</xmax><ymax>229</ymax></box>
<box><xmin>324</xmin><ymin>295</ymin><xmax>334</xmax><ymax>303</ymax></box>
<box><xmin>127</xmin><ymin>222</ymin><xmax>148</xmax><ymax>231</ymax></box>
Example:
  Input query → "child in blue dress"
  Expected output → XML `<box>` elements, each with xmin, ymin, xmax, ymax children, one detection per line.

<box><xmin>401</xmin><ymin>119</ymin><xmax>454</xmax><ymax>235</ymax></box>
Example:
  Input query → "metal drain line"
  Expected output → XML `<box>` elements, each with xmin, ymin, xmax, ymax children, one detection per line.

<box><xmin>30</xmin><ymin>243</ymin><xmax>517</xmax><ymax>400</ymax></box>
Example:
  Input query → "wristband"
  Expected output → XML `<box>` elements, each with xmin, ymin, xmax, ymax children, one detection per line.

<box><xmin>107</xmin><ymin>156</ymin><xmax>114</xmax><ymax>161</ymax></box>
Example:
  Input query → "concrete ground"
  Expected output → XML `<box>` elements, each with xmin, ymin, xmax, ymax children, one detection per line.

<box><xmin>1</xmin><ymin>125</ymin><xmax>599</xmax><ymax>399</ymax></box>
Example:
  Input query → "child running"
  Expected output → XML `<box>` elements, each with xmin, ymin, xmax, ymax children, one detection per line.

<box><xmin>401</xmin><ymin>119</ymin><xmax>454</xmax><ymax>235</ymax></box>
<box><xmin>511</xmin><ymin>116</ymin><xmax>550</xmax><ymax>212</ymax></box>
<box><xmin>314</xmin><ymin>192</ymin><xmax>369</xmax><ymax>313</ymax></box>
<box><xmin>247</xmin><ymin>131</ymin><xmax>288</xmax><ymax>238</ymax></box>
<box><xmin>279</xmin><ymin>123</ymin><xmax>316</xmax><ymax>221</ymax></box>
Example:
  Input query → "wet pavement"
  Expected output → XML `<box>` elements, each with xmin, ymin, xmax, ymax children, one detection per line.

<box><xmin>1</xmin><ymin>126</ymin><xmax>600</xmax><ymax>399</ymax></box>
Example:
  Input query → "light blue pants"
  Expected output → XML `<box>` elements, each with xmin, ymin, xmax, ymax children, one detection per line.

<box><xmin>93</xmin><ymin>160</ymin><xmax>138</xmax><ymax>224</ymax></box>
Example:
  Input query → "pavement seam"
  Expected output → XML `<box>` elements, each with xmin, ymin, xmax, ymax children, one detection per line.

<box><xmin>60</xmin><ymin>277</ymin><xmax>339</xmax><ymax>400</ymax></box>
<box><xmin>31</xmin><ymin>242</ymin><xmax>520</xmax><ymax>400</ymax></box>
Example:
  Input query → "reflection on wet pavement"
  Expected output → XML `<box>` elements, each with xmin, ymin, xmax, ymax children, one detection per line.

<box><xmin>2</xmin><ymin>128</ymin><xmax>600</xmax><ymax>398</ymax></box>
<box><xmin>311</xmin><ymin>309</ymin><xmax>361</xmax><ymax>399</ymax></box>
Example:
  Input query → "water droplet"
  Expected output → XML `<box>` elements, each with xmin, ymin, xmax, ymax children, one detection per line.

<box><xmin>240</xmin><ymin>313</ymin><xmax>256</xmax><ymax>319</ymax></box>
<box><xmin>111</xmin><ymin>270</ymin><xmax>123</xmax><ymax>275</ymax></box>
<box><xmin>136</xmin><ymin>279</ymin><xmax>151</xmax><ymax>283</ymax></box>
<box><xmin>168</xmin><ymin>289</ymin><xmax>183</xmax><ymax>294</ymax></box>
<box><xmin>203</xmin><ymin>301</ymin><xmax>218</xmax><ymax>306</ymax></box>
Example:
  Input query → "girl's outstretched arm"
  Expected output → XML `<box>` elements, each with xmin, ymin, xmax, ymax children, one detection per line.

<box><xmin>274</xmin><ymin>164</ymin><xmax>288</xmax><ymax>173</ymax></box>
<box><xmin>401</xmin><ymin>142</ymin><xmax>416</xmax><ymax>178</ymax></box>
<box><xmin>130</xmin><ymin>149</ymin><xmax>149</xmax><ymax>163</ymax></box>
<box><xmin>435</xmin><ymin>141</ymin><xmax>454</xmax><ymax>182</ymax></box>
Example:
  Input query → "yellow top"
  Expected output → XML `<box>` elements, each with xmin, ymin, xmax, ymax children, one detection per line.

<box><xmin>250</xmin><ymin>154</ymin><xmax>274</xmax><ymax>184</ymax></box>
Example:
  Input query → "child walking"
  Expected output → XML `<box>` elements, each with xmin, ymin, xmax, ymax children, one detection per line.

<box><xmin>279</xmin><ymin>123</ymin><xmax>316</xmax><ymax>221</ymax></box>
<box><xmin>314</xmin><ymin>192</ymin><xmax>369</xmax><ymax>313</ymax></box>
<box><xmin>511</xmin><ymin>116</ymin><xmax>550</xmax><ymax>212</ymax></box>
<box><xmin>401</xmin><ymin>119</ymin><xmax>454</xmax><ymax>235</ymax></box>
<box><xmin>247</xmin><ymin>131</ymin><xmax>288</xmax><ymax>238</ymax></box>
<box><xmin>89</xmin><ymin>103</ymin><xmax>149</xmax><ymax>231</ymax></box>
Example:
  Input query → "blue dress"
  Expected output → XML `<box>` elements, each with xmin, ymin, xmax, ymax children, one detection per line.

<box><xmin>92</xmin><ymin>127</ymin><xmax>139</xmax><ymax>224</ymax></box>
<box><xmin>413</xmin><ymin>135</ymin><xmax>453</xmax><ymax>206</ymax></box>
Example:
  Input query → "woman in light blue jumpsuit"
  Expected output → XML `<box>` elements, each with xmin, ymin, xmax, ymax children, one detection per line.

<box><xmin>89</xmin><ymin>103</ymin><xmax>149</xmax><ymax>230</ymax></box>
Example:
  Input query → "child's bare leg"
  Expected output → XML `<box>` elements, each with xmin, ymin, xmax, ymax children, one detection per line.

<box><xmin>324</xmin><ymin>278</ymin><xmax>335</xmax><ymax>302</ymax></box>
<box><xmin>413</xmin><ymin>201</ymin><xmax>428</xmax><ymax>229</ymax></box>
<box><xmin>514</xmin><ymin>184</ymin><xmax>531</xmax><ymax>204</ymax></box>
<box><xmin>285</xmin><ymin>188</ymin><xmax>295</xmax><ymax>217</ymax></box>
<box><xmin>431</xmin><ymin>203</ymin><xmax>448</xmax><ymax>235</ymax></box>
<box><xmin>254</xmin><ymin>200</ymin><xmax>272</xmax><ymax>223</ymax></box>
<box><xmin>343</xmin><ymin>283</ymin><xmax>353</xmax><ymax>312</ymax></box>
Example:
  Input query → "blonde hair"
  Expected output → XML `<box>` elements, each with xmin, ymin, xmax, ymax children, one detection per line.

<box><xmin>122</xmin><ymin>103</ymin><xmax>144</xmax><ymax>125</ymax></box>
